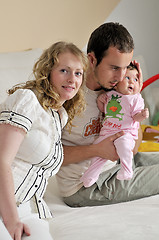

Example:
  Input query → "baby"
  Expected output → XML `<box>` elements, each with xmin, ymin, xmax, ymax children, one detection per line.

<box><xmin>80</xmin><ymin>63</ymin><xmax>149</xmax><ymax>187</ymax></box>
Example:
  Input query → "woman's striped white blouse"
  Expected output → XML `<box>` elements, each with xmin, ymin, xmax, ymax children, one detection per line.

<box><xmin>0</xmin><ymin>89</ymin><xmax>68</xmax><ymax>219</ymax></box>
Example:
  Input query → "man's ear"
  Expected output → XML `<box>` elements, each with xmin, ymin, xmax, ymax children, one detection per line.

<box><xmin>87</xmin><ymin>52</ymin><xmax>97</xmax><ymax>68</ymax></box>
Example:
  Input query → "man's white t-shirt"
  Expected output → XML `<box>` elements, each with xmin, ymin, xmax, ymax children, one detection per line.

<box><xmin>56</xmin><ymin>85</ymin><xmax>116</xmax><ymax>197</ymax></box>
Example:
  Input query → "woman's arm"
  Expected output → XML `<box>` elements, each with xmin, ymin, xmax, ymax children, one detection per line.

<box><xmin>62</xmin><ymin>131</ymin><xmax>124</xmax><ymax>166</ymax></box>
<box><xmin>0</xmin><ymin>124</ymin><xmax>30</xmax><ymax>240</ymax></box>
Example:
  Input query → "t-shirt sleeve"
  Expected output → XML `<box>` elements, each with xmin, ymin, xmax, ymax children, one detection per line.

<box><xmin>0</xmin><ymin>89</ymin><xmax>39</xmax><ymax>132</ymax></box>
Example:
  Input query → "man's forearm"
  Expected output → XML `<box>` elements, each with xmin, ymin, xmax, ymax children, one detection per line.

<box><xmin>133</xmin><ymin>126</ymin><xmax>143</xmax><ymax>155</ymax></box>
<box><xmin>62</xmin><ymin>144</ymin><xmax>96</xmax><ymax>166</ymax></box>
<box><xmin>62</xmin><ymin>131</ymin><xmax>125</xmax><ymax>166</ymax></box>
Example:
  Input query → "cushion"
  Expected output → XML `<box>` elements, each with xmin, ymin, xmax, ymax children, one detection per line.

<box><xmin>141</xmin><ymin>83</ymin><xmax>159</xmax><ymax>125</ymax></box>
<box><xmin>138</xmin><ymin>124</ymin><xmax>159</xmax><ymax>152</ymax></box>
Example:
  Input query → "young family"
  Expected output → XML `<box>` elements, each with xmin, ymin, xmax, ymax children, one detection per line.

<box><xmin>0</xmin><ymin>22</ymin><xmax>159</xmax><ymax>240</ymax></box>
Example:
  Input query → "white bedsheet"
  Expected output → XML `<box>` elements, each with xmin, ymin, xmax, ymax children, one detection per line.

<box><xmin>45</xmin><ymin>176</ymin><xmax>159</xmax><ymax>240</ymax></box>
<box><xmin>1</xmin><ymin>177</ymin><xmax>159</xmax><ymax>240</ymax></box>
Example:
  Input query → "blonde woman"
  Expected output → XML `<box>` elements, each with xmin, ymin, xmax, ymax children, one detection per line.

<box><xmin>0</xmin><ymin>41</ymin><xmax>87</xmax><ymax>240</ymax></box>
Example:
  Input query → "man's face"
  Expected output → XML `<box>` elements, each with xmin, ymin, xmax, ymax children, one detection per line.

<box><xmin>93</xmin><ymin>46</ymin><xmax>133</xmax><ymax>90</ymax></box>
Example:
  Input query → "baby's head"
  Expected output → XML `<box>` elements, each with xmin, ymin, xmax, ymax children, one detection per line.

<box><xmin>115</xmin><ymin>62</ymin><xmax>140</xmax><ymax>95</ymax></box>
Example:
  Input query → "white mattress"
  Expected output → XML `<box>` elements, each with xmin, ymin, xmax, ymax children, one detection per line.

<box><xmin>1</xmin><ymin>175</ymin><xmax>159</xmax><ymax>240</ymax></box>
<box><xmin>44</xmin><ymin>176</ymin><xmax>159</xmax><ymax>240</ymax></box>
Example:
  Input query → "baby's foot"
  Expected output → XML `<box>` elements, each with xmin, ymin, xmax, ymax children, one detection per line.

<box><xmin>117</xmin><ymin>170</ymin><xmax>133</xmax><ymax>181</ymax></box>
<box><xmin>80</xmin><ymin>176</ymin><xmax>97</xmax><ymax>188</ymax></box>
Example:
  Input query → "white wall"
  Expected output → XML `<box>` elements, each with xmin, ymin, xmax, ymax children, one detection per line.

<box><xmin>0</xmin><ymin>0</ymin><xmax>119</xmax><ymax>52</ymax></box>
<box><xmin>105</xmin><ymin>0</ymin><xmax>159</xmax><ymax>79</ymax></box>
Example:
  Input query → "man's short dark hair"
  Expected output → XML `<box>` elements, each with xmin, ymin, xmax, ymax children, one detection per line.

<box><xmin>87</xmin><ymin>22</ymin><xmax>134</xmax><ymax>65</ymax></box>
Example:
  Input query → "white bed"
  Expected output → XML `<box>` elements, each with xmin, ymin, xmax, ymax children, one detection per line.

<box><xmin>1</xmin><ymin>49</ymin><xmax>159</xmax><ymax>240</ymax></box>
<box><xmin>46</xmin><ymin>174</ymin><xmax>159</xmax><ymax>240</ymax></box>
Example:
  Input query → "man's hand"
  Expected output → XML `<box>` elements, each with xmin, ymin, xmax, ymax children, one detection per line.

<box><xmin>131</xmin><ymin>60</ymin><xmax>143</xmax><ymax>91</ymax></box>
<box><xmin>94</xmin><ymin>131</ymin><xmax>124</xmax><ymax>161</ymax></box>
<box><xmin>133</xmin><ymin>126</ymin><xmax>143</xmax><ymax>155</ymax></box>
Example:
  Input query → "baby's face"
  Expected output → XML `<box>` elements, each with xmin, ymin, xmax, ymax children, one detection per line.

<box><xmin>115</xmin><ymin>69</ymin><xmax>140</xmax><ymax>95</ymax></box>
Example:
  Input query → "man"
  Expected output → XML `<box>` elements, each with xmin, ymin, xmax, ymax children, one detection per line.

<box><xmin>56</xmin><ymin>22</ymin><xmax>159</xmax><ymax>207</ymax></box>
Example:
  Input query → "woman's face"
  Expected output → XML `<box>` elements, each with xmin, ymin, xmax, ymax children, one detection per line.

<box><xmin>50</xmin><ymin>51</ymin><xmax>84</xmax><ymax>105</ymax></box>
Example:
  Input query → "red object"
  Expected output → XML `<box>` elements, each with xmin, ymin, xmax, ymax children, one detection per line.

<box><xmin>141</xmin><ymin>74</ymin><xmax>159</xmax><ymax>91</ymax></box>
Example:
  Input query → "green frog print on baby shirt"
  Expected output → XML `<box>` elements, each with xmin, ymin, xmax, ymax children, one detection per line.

<box><xmin>104</xmin><ymin>94</ymin><xmax>124</xmax><ymax>121</ymax></box>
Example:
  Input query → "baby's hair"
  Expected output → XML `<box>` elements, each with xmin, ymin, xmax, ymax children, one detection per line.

<box><xmin>127</xmin><ymin>62</ymin><xmax>138</xmax><ymax>72</ymax></box>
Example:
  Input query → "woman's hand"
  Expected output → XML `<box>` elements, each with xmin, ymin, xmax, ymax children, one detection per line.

<box><xmin>5</xmin><ymin>219</ymin><xmax>30</xmax><ymax>240</ymax></box>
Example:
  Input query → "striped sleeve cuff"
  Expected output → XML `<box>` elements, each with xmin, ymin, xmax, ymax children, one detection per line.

<box><xmin>0</xmin><ymin>111</ymin><xmax>32</xmax><ymax>132</ymax></box>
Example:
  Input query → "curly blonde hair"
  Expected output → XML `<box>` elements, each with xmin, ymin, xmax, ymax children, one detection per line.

<box><xmin>8</xmin><ymin>41</ymin><xmax>88</xmax><ymax>131</ymax></box>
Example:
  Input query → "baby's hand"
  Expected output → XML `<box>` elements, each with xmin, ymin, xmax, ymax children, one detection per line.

<box><xmin>97</xmin><ymin>93</ymin><xmax>108</xmax><ymax>113</ymax></box>
<box><xmin>97</xmin><ymin>93</ymin><xmax>108</xmax><ymax>104</ymax></box>
<box><xmin>133</xmin><ymin>108</ymin><xmax>149</xmax><ymax>122</ymax></box>
<box><xmin>141</xmin><ymin>108</ymin><xmax>149</xmax><ymax>119</ymax></box>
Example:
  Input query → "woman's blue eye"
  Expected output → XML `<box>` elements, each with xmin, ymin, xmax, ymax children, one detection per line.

<box><xmin>125</xmin><ymin>76</ymin><xmax>129</xmax><ymax>80</ymax></box>
<box><xmin>60</xmin><ymin>69</ymin><xmax>67</xmax><ymax>73</ymax></box>
<box><xmin>76</xmin><ymin>72</ymin><xmax>83</xmax><ymax>76</ymax></box>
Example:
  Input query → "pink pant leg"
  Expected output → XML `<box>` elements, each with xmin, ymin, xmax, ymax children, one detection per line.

<box><xmin>80</xmin><ymin>157</ymin><xmax>107</xmax><ymax>187</ymax></box>
<box><xmin>80</xmin><ymin>132</ymin><xmax>135</xmax><ymax>186</ymax></box>
<box><xmin>114</xmin><ymin>133</ymin><xmax>135</xmax><ymax>180</ymax></box>
<box><xmin>80</xmin><ymin>135</ymin><xmax>107</xmax><ymax>188</ymax></box>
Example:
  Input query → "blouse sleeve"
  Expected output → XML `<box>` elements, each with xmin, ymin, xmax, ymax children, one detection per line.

<box><xmin>0</xmin><ymin>89</ymin><xmax>40</xmax><ymax>133</ymax></box>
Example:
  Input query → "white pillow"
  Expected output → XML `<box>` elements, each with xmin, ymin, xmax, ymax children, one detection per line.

<box><xmin>0</xmin><ymin>48</ymin><xmax>43</xmax><ymax>103</ymax></box>
<box><xmin>141</xmin><ymin>85</ymin><xmax>159</xmax><ymax>125</ymax></box>
<box><xmin>133</xmin><ymin>55</ymin><xmax>159</xmax><ymax>125</ymax></box>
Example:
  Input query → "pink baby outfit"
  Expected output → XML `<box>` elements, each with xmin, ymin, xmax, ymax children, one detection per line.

<box><xmin>80</xmin><ymin>90</ymin><xmax>144</xmax><ymax>187</ymax></box>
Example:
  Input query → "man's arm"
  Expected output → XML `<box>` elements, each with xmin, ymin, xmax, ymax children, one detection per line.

<box><xmin>132</xmin><ymin>108</ymin><xmax>149</xmax><ymax>154</ymax></box>
<box><xmin>62</xmin><ymin>131</ymin><xmax>124</xmax><ymax>166</ymax></box>
<box><xmin>133</xmin><ymin>125</ymin><xmax>143</xmax><ymax>155</ymax></box>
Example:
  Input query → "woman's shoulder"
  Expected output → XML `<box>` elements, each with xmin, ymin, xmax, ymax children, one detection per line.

<box><xmin>10</xmin><ymin>88</ymin><xmax>38</xmax><ymax>102</ymax></box>
<box><xmin>0</xmin><ymin>89</ymin><xmax>40</xmax><ymax>132</ymax></box>
<box><xmin>1</xmin><ymin>89</ymin><xmax>39</xmax><ymax>108</ymax></box>
<box><xmin>0</xmin><ymin>89</ymin><xmax>42</xmax><ymax>124</ymax></box>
